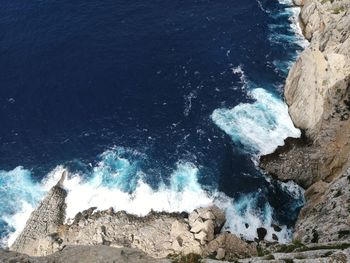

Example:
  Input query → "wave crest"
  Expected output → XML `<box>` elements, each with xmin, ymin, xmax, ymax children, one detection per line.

<box><xmin>211</xmin><ymin>88</ymin><xmax>300</xmax><ymax>155</ymax></box>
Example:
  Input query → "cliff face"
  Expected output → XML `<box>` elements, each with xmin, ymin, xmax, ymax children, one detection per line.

<box><xmin>261</xmin><ymin>0</ymin><xmax>350</xmax><ymax>244</ymax></box>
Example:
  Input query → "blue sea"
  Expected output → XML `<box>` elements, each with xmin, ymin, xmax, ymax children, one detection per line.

<box><xmin>0</xmin><ymin>0</ymin><xmax>307</xmax><ymax>246</ymax></box>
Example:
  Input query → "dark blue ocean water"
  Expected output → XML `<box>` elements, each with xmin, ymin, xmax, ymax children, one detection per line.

<box><xmin>0</xmin><ymin>0</ymin><xmax>305</xmax><ymax>244</ymax></box>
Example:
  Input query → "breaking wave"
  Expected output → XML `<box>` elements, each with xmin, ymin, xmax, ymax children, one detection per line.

<box><xmin>0</xmin><ymin>147</ymin><xmax>303</xmax><ymax>247</ymax></box>
<box><xmin>0</xmin><ymin>0</ymin><xmax>307</xmax><ymax>250</ymax></box>
<box><xmin>211</xmin><ymin>87</ymin><xmax>300</xmax><ymax>155</ymax></box>
<box><xmin>210</xmin><ymin>0</ymin><xmax>305</xmax><ymax>156</ymax></box>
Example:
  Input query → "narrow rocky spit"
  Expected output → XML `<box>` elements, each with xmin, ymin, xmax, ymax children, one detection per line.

<box><xmin>1</xmin><ymin>0</ymin><xmax>350</xmax><ymax>262</ymax></box>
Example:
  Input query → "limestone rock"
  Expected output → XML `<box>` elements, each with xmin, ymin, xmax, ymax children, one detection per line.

<box><xmin>261</xmin><ymin>0</ymin><xmax>350</xmax><ymax>245</ymax></box>
<box><xmin>10</xmin><ymin>171</ymin><xmax>67</xmax><ymax>256</ymax></box>
<box><xmin>0</xmin><ymin>245</ymin><xmax>171</xmax><ymax>263</ymax></box>
<box><xmin>9</xmin><ymin>187</ymin><xmax>243</xmax><ymax>260</ymax></box>
<box><xmin>188</xmin><ymin>206</ymin><xmax>226</xmax><ymax>245</ymax></box>
<box><xmin>205</xmin><ymin>232</ymin><xmax>257</xmax><ymax>260</ymax></box>
<box><xmin>293</xmin><ymin>170</ymin><xmax>350</xmax><ymax>243</ymax></box>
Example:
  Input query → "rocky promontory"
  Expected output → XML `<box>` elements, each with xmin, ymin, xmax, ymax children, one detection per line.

<box><xmin>261</xmin><ymin>0</ymin><xmax>350</xmax><ymax>245</ymax></box>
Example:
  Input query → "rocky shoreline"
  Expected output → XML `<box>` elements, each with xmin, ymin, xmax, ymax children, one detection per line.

<box><xmin>261</xmin><ymin>0</ymin><xmax>350</xmax><ymax>245</ymax></box>
<box><xmin>1</xmin><ymin>0</ymin><xmax>350</xmax><ymax>262</ymax></box>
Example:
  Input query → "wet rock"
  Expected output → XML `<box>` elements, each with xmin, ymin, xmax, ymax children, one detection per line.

<box><xmin>272</xmin><ymin>224</ymin><xmax>282</xmax><ymax>232</ymax></box>
<box><xmin>257</xmin><ymin>228</ymin><xmax>267</xmax><ymax>241</ymax></box>
<box><xmin>272</xmin><ymin>234</ymin><xmax>278</xmax><ymax>242</ymax></box>
<box><xmin>0</xmin><ymin>245</ymin><xmax>171</xmax><ymax>263</ymax></box>
<box><xmin>205</xmin><ymin>232</ymin><xmax>257</xmax><ymax>260</ymax></box>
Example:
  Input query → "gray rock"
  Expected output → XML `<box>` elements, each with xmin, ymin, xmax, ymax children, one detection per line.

<box><xmin>10</xmin><ymin>171</ymin><xmax>67</xmax><ymax>256</ymax></box>
<box><xmin>260</xmin><ymin>0</ymin><xmax>350</xmax><ymax>245</ymax></box>
<box><xmin>0</xmin><ymin>245</ymin><xmax>171</xmax><ymax>263</ymax></box>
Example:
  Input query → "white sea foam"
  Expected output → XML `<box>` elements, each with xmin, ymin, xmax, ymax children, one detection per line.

<box><xmin>256</xmin><ymin>0</ymin><xmax>270</xmax><ymax>14</ymax></box>
<box><xmin>220</xmin><ymin>193</ymin><xmax>292</xmax><ymax>242</ymax></box>
<box><xmin>268</xmin><ymin>0</ymin><xmax>309</xmax><ymax>75</ymax></box>
<box><xmin>0</xmin><ymin>0</ymin><xmax>309</xmax><ymax>251</ymax></box>
<box><xmin>211</xmin><ymin>88</ymin><xmax>300</xmax><ymax>155</ymax></box>
<box><xmin>286</xmin><ymin>7</ymin><xmax>309</xmax><ymax>48</ymax></box>
<box><xmin>1</xmin><ymin>149</ymin><xmax>300</xmax><ymax>247</ymax></box>
<box><xmin>276</xmin><ymin>0</ymin><xmax>308</xmax><ymax>48</ymax></box>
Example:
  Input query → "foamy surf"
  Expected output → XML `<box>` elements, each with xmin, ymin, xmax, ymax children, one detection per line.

<box><xmin>0</xmin><ymin>0</ymin><xmax>309</xmax><ymax>251</ymax></box>
<box><xmin>212</xmin><ymin>87</ymin><xmax>300</xmax><ymax>155</ymax></box>
<box><xmin>0</xmin><ymin>148</ymin><xmax>303</xmax><ymax>247</ymax></box>
<box><xmin>211</xmin><ymin>0</ymin><xmax>307</xmax><ymax>154</ymax></box>
<box><xmin>266</xmin><ymin>0</ymin><xmax>309</xmax><ymax>75</ymax></box>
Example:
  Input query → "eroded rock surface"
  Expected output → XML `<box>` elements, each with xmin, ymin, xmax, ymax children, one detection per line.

<box><xmin>261</xmin><ymin>0</ymin><xmax>350</xmax><ymax>244</ymax></box>
<box><xmin>9</xmin><ymin>176</ymin><xmax>256</xmax><ymax>261</ymax></box>
<box><xmin>0</xmin><ymin>245</ymin><xmax>171</xmax><ymax>263</ymax></box>
<box><xmin>10</xmin><ymin>174</ymin><xmax>67</xmax><ymax>256</ymax></box>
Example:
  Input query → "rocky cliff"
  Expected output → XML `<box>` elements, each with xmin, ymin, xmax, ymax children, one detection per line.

<box><xmin>261</xmin><ymin>0</ymin><xmax>350</xmax><ymax>244</ymax></box>
<box><xmin>2</xmin><ymin>0</ymin><xmax>350</xmax><ymax>262</ymax></box>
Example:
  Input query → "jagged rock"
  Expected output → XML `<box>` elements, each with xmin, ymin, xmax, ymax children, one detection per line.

<box><xmin>260</xmin><ymin>0</ymin><xmax>350</xmax><ymax>245</ymax></box>
<box><xmin>257</xmin><ymin>228</ymin><xmax>267</xmax><ymax>241</ymax></box>
<box><xmin>216</xmin><ymin>248</ymin><xmax>225</xmax><ymax>260</ymax></box>
<box><xmin>10</xmin><ymin>171</ymin><xmax>67</xmax><ymax>256</ymax></box>
<box><xmin>203</xmin><ymin>243</ymin><xmax>350</xmax><ymax>262</ymax></box>
<box><xmin>272</xmin><ymin>224</ymin><xmax>282</xmax><ymax>233</ymax></box>
<box><xmin>293</xmin><ymin>0</ymin><xmax>304</xmax><ymax>6</ymax></box>
<box><xmin>272</xmin><ymin>234</ymin><xmax>278</xmax><ymax>242</ymax></box>
<box><xmin>205</xmin><ymin>232</ymin><xmax>257</xmax><ymax>260</ymax></box>
<box><xmin>10</xmin><ymin>184</ymin><xmax>245</xmax><ymax>261</ymax></box>
<box><xmin>294</xmin><ymin>170</ymin><xmax>350</xmax><ymax>243</ymax></box>
<box><xmin>188</xmin><ymin>206</ymin><xmax>226</xmax><ymax>245</ymax></box>
<box><xmin>0</xmin><ymin>245</ymin><xmax>171</xmax><ymax>263</ymax></box>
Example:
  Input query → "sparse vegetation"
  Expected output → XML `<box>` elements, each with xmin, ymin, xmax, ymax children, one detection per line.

<box><xmin>338</xmin><ymin>230</ymin><xmax>350</xmax><ymax>239</ymax></box>
<box><xmin>277</xmin><ymin>240</ymin><xmax>306</xmax><ymax>253</ymax></box>
<box><xmin>299</xmin><ymin>243</ymin><xmax>350</xmax><ymax>251</ymax></box>
<box><xmin>264</xmin><ymin>254</ymin><xmax>275</xmax><ymax>260</ymax></box>
<box><xmin>311</xmin><ymin>229</ymin><xmax>319</xmax><ymax>243</ymax></box>
<box><xmin>322</xmin><ymin>79</ymin><xmax>329</xmax><ymax>86</ymax></box>
<box><xmin>332</xmin><ymin>6</ymin><xmax>345</xmax><ymax>14</ymax></box>
<box><xmin>321</xmin><ymin>251</ymin><xmax>333</xmax><ymax>257</ymax></box>
<box><xmin>321</xmin><ymin>0</ymin><xmax>333</xmax><ymax>4</ymax></box>
<box><xmin>257</xmin><ymin>245</ymin><xmax>270</xmax><ymax>257</ymax></box>
<box><xmin>169</xmin><ymin>253</ymin><xmax>202</xmax><ymax>263</ymax></box>
<box><xmin>334</xmin><ymin>190</ymin><xmax>342</xmax><ymax>197</ymax></box>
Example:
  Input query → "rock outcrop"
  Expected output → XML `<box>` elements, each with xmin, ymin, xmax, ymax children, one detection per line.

<box><xmin>10</xmin><ymin>172</ymin><xmax>67</xmax><ymax>256</ymax></box>
<box><xmin>9</xmin><ymin>171</ymin><xmax>256</xmax><ymax>261</ymax></box>
<box><xmin>0</xmin><ymin>245</ymin><xmax>171</xmax><ymax>263</ymax></box>
<box><xmin>261</xmin><ymin>0</ymin><xmax>350</xmax><ymax>244</ymax></box>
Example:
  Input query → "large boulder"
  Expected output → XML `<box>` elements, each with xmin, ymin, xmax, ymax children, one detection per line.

<box><xmin>188</xmin><ymin>205</ymin><xmax>226</xmax><ymax>245</ymax></box>
<box><xmin>205</xmin><ymin>233</ymin><xmax>257</xmax><ymax>260</ymax></box>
